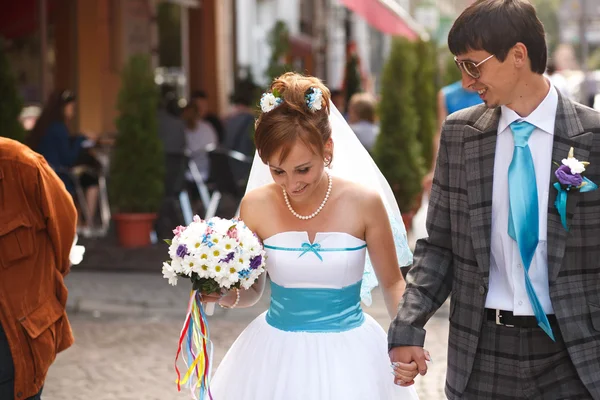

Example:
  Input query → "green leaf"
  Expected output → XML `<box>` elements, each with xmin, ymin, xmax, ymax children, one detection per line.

<box><xmin>192</xmin><ymin>277</ymin><xmax>222</xmax><ymax>294</ymax></box>
<box><xmin>164</xmin><ymin>239</ymin><xmax>172</xmax><ymax>245</ymax></box>
<box><xmin>272</xmin><ymin>88</ymin><xmax>281</xmax><ymax>98</ymax></box>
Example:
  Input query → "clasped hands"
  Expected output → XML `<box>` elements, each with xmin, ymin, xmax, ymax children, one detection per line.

<box><xmin>389</xmin><ymin>346</ymin><xmax>431</xmax><ymax>387</ymax></box>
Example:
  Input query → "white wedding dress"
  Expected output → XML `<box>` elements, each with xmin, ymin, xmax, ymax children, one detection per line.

<box><xmin>210</xmin><ymin>231</ymin><xmax>419</xmax><ymax>400</ymax></box>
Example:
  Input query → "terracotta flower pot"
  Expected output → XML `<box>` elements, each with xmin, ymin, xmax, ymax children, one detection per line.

<box><xmin>113</xmin><ymin>213</ymin><xmax>157</xmax><ymax>248</ymax></box>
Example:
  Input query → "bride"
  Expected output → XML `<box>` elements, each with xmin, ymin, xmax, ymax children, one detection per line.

<box><xmin>205</xmin><ymin>72</ymin><xmax>421</xmax><ymax>399</ymax></box>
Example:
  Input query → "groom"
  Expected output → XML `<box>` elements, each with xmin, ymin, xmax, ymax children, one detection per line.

<box><xmin>388</xmin><ymin>0</ymin><xmax>600</xmax><ymax>399</ymax></box>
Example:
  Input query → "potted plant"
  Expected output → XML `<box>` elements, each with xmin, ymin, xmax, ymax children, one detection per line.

<box><xmin>0</xmin><ymin>42</ymin><xmax>25</xmax><ymax>142</ymax></box>
<box><xmin>373</xmin><ymin>37</ymin><xmax>426</xmax><ymax>229</ymax></box>
<box><xmin>109</xmin><ymin>55</ymin><xmax>164</xmax><ymax>248</ymax></box>
<box><xmin>414</xmin><ymin>39</ymin><xmax>438</xmax><ymax>169</ymax></box>
<box><xmin>265</xmin><ymin>20</ymin><xmax>292</xmax><ymax>83</ymax></box>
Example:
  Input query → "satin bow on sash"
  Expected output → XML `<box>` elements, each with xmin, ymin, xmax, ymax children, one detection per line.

<box><xmin>508</xmin><ymin>121</ymin><xmax>555</xmax><ymax>341</ymax></box>
<box><xmin>299</xmin><ymin>242</ymin><xmax>323</xmax><ymax>261</ymax></box>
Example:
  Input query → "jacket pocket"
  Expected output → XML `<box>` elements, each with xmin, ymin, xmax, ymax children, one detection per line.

<box><xmin>19</xmin><ymin>297</ymin><xmax>64</xmax><ymax>382</ymax></box>
<box><xmin>590</xmin><ymin>303</ymin><xmax>600</xmax><ymax>332</ymax></box>
<box><xmin>0</xmin><ymin>214</ymin><xmax>34</xmax><ymax>269</ymax></box>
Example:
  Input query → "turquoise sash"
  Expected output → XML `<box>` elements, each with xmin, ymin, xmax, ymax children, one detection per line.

<box><xmin>266</xmin><ymin>280</ymin><xmax>365</xmax><ymax>333</ymax></box>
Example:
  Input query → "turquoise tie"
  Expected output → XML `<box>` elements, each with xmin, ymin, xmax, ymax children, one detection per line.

<box><xmin>508</xmin><ymin>121</ymin><xmax>555</xmax><ymax>341</ymax></box>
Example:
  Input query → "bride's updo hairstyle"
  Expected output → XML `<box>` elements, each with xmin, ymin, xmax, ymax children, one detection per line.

<box><xmin>254</xmin><ymin>72</ymin><xmax>332</xmax><ymax>165</ymax></box>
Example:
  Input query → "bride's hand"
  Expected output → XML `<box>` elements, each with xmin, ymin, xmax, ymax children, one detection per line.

<box><xmin>201</xmin><ymin>291</ymin><xmax>224</xmax><ymax>303</ymax></box>
<box><xmin>390</xmin><ymin>348</ymin><xmax>431</xmax><ymax>386</ymax></box>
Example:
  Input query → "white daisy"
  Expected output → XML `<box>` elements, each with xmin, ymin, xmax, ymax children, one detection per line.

<box><xmin>162</xmin><ymin>262</ymin><xmax>178</xmax><ymax>286</ymax></box>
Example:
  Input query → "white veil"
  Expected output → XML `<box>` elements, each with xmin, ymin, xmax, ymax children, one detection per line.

<box><xmin>245</xmin><ymin>102</ymin><xmax>413</xmax><ymax>305</ymax></box>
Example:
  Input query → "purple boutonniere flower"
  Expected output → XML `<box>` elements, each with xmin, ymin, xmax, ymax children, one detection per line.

<box><xmin>553</xmin><ymin>147</ymin><xmax>598</xmax><ymax>231</ymax></box>
<box><xmin>555</xmin><ymin>164</ymin><xmax>583</xmax><ymax>187</ymax></box>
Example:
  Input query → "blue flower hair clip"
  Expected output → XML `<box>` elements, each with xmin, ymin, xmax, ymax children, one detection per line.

<box><xmin>260</xmin><ymin>88</ymin><xmax>283</xmax><ymax>113</ymax></box>
<box><xmin>305</xmin><ymin>87</ymin><xmax>324</xmax><ymax>112</ymax></box>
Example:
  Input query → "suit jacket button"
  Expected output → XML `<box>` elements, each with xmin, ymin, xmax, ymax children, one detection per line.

<box><xmin>479</xmin><ymin>285</ymin><xmax>486</xmax><ymax>295</ymax></box>
<box><xmin>17</xmin><ymin>392</ymin><xmax>22</xmax><ymax>398</ymax></box>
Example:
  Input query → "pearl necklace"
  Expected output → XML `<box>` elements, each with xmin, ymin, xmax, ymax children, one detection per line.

<box><xmin>283</xmin><ymin>172</ymin><xmax>332</xmax><ymax>220</ymax></box>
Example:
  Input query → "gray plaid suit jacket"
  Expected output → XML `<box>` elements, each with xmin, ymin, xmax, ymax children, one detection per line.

<box><xmin>389</xmin><ymin>93</ymin><xmax>600</xmax><ymax>398</ymax></box>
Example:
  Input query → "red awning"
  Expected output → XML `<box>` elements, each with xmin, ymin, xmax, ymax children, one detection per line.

<box><xmin>339</xmin><ymin>0</ymin><xmax>424</xmax><ymax>40</ymax></box>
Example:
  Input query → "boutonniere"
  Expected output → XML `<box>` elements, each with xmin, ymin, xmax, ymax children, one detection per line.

<box><xmin>553</xmin><ymin>147</ymin><xmax>598</xmax><ymax>231</ymax></box>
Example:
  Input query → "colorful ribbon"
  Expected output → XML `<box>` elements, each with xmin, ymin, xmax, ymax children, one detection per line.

<box><xmin>554</xmin><ymin>177</ymin><xmax>598</xmax><ymax>231</ymax></box>
<box><xmin>175</xmin><ymin>290</ymin><xmax>213</xmax><ymax>400</ymax></box>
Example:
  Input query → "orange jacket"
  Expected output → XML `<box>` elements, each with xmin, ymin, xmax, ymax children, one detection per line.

<box><xmin>0</xmin><ymin>138</ymin><xmax>77</xmax><ymax>399</ymax></box>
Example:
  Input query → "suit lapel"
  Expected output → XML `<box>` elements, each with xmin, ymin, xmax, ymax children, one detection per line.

<box><xmin>464</xmin><ymin>108</ymin><xmax>501</xmax><ymax>279</ymax></box>
<box><xmin>547</xmin><ymin>94</ymin><xmax>592</xmax><ymax>283</ymax></box>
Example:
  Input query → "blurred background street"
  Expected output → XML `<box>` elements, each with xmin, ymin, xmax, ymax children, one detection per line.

<box><xmin>1</xmin><ymin>0</ymin><xmax>597</xmax><ymax>398</ymax></box>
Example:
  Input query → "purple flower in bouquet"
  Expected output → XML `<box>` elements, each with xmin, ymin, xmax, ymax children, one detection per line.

<box><xmin>555</xmin><ymin>165</ymin><xmax>583</xmax><ymax>187</ymax></box>
<box><xmin>249</xmin><ymin>255</ymin><xmax>262</xmax><ymax>270</ymax></box>
<box><xmin>220</xmin><ymin>252</ymin><xmax>235</xmax><ymax>263</ymax></box>
<box><xmin>176</xmin><ymin>244</ymin><xmax>189</xmax><ymax>258</ymax></box>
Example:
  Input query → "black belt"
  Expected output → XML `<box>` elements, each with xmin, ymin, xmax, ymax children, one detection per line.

<box><xmin>485</xmin><ymin>308</ymin><xmax>557</xmax><ymax>328</ymax></box>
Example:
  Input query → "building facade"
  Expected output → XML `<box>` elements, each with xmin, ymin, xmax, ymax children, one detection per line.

<box><xmin>1</xmin><ymin>0</ymin><xmax>236</xmax><ymax>138</ymax></box>
<box><xmin>235</xmin><ymin>0</ymin><xmax>424</xmax><ymax>93</ymax></box>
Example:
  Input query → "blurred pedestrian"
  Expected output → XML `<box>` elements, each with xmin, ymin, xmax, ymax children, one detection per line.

<box><xmin>347</xmin><ymin>92</ymin><xmax>379</xmax><ymax>152</ymax></box>
<box><xmin>190</xmin><ymin>90</ymin><xmax>225</xmax><ymax>144</ymax></box>
<box><xmin>221</xmin><ymin>80</ymin><xmax>258</xmax><ymax>186</ymax></box>
<box><xmin>0</xmin><ymin>137</ymin><xmax>77</xmax><ymax>400</ymax></box>
<box><xmin>330</xmin><ymin>88</ymin><xmax>348</xmax><ymax>119</ymax></box>
<box><xmin>421</xmin><ymin>81</ymin><xmax>483</xmax><ymax>192</ymax></box>
<box><xmin>223</xmin><ymin>82</ymin><xmax>257</xmax><ymax>158</ymax></box>
<box><xmin>545</xmin><ymin>61</ymin><xmax>571</xmax><ymax>100</ymax></box>
<box><xmin>155</xmin><ymin>85</ymin><xmax>187</xmax><ymax>237</ymax></box>
<box><xmin>182</xmin><ymin>103</ymin><xmax>218</xmax><ymax>180</ymax></box>
<box><xmin>26</xmin><ymin>89</ymin><xmax>100</xmax><ymax>229</ymax></box>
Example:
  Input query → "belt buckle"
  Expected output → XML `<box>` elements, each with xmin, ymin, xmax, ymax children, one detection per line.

<box><xmin>495</xmin><ymin>309</ymin><xmax>514</xmax><ymax>328</ymax></box>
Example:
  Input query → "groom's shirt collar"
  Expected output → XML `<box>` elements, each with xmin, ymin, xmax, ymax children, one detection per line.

<box><xmin>497</xmin><ymin>80</ymin><xmax>558</xmax><ymax>136</ymax></box>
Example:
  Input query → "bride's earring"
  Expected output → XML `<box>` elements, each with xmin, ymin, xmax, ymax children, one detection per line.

<box><xmin>324</xmin><ymin>156</ymin><xmax>332</xmax><ymax>167</ymax></box>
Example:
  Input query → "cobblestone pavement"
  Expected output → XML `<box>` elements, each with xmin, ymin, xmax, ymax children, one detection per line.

<box><xmin>43</xmin><ymin>271</ymin><xmax>449</xmax><ymax>400</ymax></box>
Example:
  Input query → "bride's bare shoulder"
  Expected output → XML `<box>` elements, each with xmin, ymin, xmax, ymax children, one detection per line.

<box><xmin>240</xmin><ymin>184</ymin><xmax>279</xmax><ymax>215</ymax></box>
<box><xmin>333</xmin><ymin>176</ymin><xmax>379</xmax><ymax>202</ymax></box>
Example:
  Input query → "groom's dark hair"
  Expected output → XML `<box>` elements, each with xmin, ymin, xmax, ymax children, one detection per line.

<box><xmin>448</xmin><ymin>0</ymin><xmax>547</xmax><ymax>74</ymax></box>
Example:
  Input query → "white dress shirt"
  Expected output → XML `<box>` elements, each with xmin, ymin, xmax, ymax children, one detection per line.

<box><xmin>485</xmin><ymin>83</ymin><xmax>558</xmax><ymax>315</ymax></box>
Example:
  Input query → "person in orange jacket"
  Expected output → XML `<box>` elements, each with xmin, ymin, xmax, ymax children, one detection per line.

<box><xmin>0</xmin><ymin>137</ymin><xmax>77</xmax><ymax>400</ymax></box>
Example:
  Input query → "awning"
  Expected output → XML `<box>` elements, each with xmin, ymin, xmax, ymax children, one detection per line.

<box><xmin>339</xmin><ymin>0</ymin><xmax>429</xmax><ymax>41</ymax></box>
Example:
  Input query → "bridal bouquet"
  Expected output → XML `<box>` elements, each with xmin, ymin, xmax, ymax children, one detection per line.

<box><xmin>163</xmin><ymin>215</ymin><xmax>266</xmax><ymax>399</ymax></box>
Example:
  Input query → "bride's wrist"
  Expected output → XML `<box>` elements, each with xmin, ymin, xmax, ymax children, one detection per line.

<box><xmin>218</xmin><ymin>288</ymin><xmax>240</xmax><ymax>309</ymax></box>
